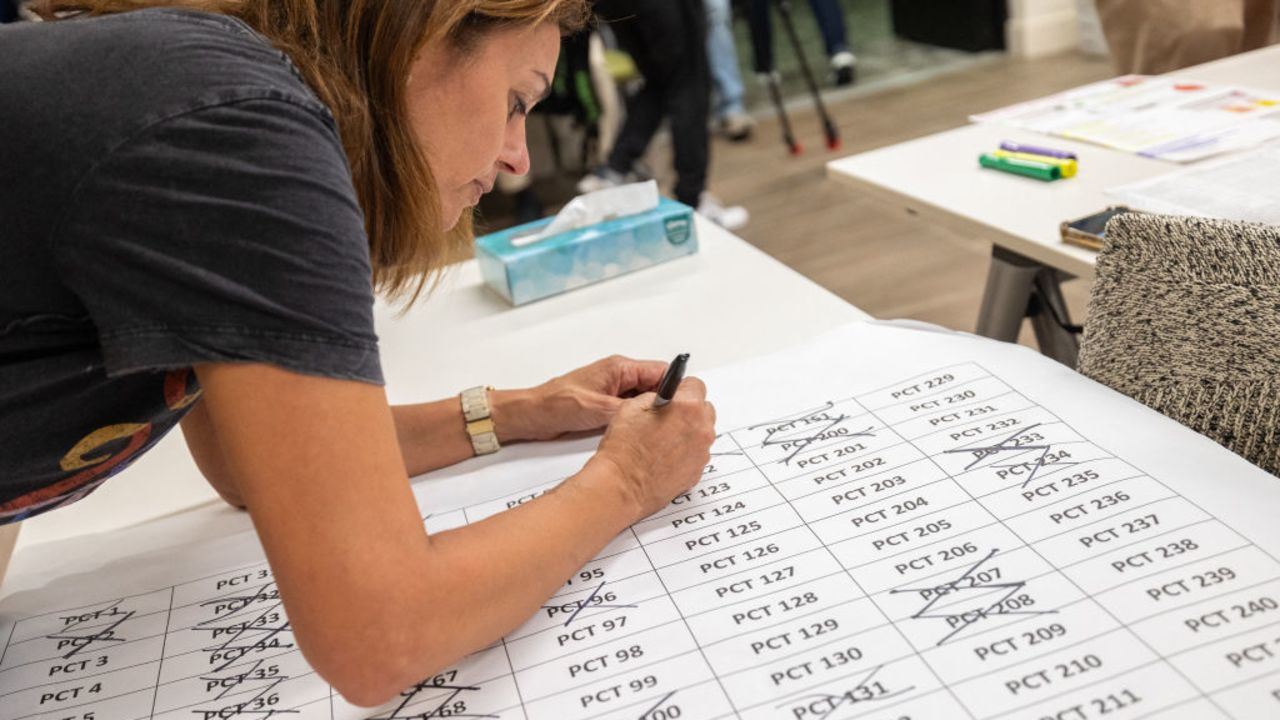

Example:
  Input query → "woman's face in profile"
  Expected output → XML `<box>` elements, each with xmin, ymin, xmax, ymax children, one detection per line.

<box><xmin>407</xmin><ymin>21</ymin><xmax>562</xmax><ymax>231</ymax></box>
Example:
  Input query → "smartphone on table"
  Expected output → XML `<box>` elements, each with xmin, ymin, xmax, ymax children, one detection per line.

<box><xmin>1059</xmin><ymin>206</ymin><xmax>1138</xmax><ymax>251</ymax></box>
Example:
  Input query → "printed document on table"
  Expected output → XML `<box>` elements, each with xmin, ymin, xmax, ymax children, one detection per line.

<box><xmin>1106</xmin><ymin>142</ymin><xmax>1280</xmax><ymax>225</ymax></box>
<box><xmin>971</xmin><ymin>75</ymin><xmax>1280</xmax><ymax>162</ymax></box>
<box><xmin>4</xmin><ymin>321</ymin><xmax>1280</xmax><ymax>720</ymax></box>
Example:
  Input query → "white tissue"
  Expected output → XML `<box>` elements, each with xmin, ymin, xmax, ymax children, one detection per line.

<box><xmin>513</xmin><ymin>179</ymin><xmax>660</xmax><ymax>247</ymax></box>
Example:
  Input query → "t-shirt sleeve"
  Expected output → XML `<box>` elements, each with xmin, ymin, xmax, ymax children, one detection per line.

<box><xmin>54</xmin><ymin>96</ymin><xmax>383</xmax><ymax>384</ymax></box>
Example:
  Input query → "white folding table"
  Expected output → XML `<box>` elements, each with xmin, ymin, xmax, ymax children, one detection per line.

<box><xmin>826</xmin><ymin>45</ymin><xmax>1280</xmax><ymax>366</ymax></box>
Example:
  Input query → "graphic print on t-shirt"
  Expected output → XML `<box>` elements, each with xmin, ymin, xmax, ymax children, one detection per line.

<box><xmin>0</xmin><ymin>368</ymin><xmax>201</xmax><ymax>524</ymax></box>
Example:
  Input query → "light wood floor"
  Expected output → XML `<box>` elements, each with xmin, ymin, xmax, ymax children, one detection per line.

<box><xmin>704</xmin><ymin>51</ymin><xmax>1115</xmax><ymax>344</ymax></box>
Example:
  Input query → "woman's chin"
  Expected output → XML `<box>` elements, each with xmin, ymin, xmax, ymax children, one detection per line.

<box><xmin>441</xmin><ymin>205</ymin><xmax>467</xmax><ymax>232</ymax></box>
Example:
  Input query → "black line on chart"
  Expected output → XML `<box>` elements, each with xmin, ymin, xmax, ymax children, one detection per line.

<box><xmin>191</xmin><ymin>671</ymin><xmax>299</xmax><ymax>718</ymax></box>
<box><xmin>541</xmin><ymin>580</ymin><xmax>638</xmax><ymax>627</ymax></box>
<box><xmin>198</xmin><ymin>595</ymin><xmax>295</xmax><ymax>672</ymax></box>
<box><xmin>773</xmin><ymin>664</ymin><xmax>916</xmax><ymax>720</ymax></box>
<box><xmin>367</xmin><ymin>679</ymin><xmax>497</xmax><ymax>719</ymax></box>
<box><xmin>943</xmin><ymin>423</ymin><xmax>1080</xmax><ymax>487</ymax></box>
<box><xmin>749</xmin><ymin>402</ymin><xmax>877</xmax><ymax>466</ymax></box>
<box><xmin>45</xmin><ymin>600</ymin><xmax>136</xmax><ymax>659</ymax></box>
<box><xmin>198</xmin><ymin>583</ymin><xmax>281</xmax><ymax>624</ymax></box>
<box><xmin>890</xmin><ymin>548</ymin><xmax>1056</xmax><ymax>646</ymax></box>
<box><xmin>638</xmin><ymin>689</ymin><xmax>677</xmax><ymax>719</ymax></box>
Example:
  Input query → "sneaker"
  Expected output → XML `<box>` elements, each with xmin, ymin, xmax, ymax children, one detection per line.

<box><xmin>576</xmin><ymin>163</ymin><xmax>654</xmax><ymax>194</ymax></box>
<box><xmin>697</xmin><ymin>193</ymin><xmax>749</xmax><ymax>231</ymax></box>
<box><xmin>831</xmin><ymin>51</ymin><xmax>857</xmax><ymax>87</ymax></box>
<box><xmin>718</xmin><ymin>112</ymin><xmax>755</xmax><ymax>142</ymax></box>
<box><xmin>576</xmin><ymin>166</ymin><xmax>628</xmax><ymax>194</ymax></box>
<box><xmin>626</xmin><ymin>160</ymin><xmax>655</xmax><ymax>183</ymax></box>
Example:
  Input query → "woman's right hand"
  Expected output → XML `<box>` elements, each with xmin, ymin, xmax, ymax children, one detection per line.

<box><xmin>586</xmin><ymin>376</ymin><xmax>717</xmax><ymax>522</ymax></box>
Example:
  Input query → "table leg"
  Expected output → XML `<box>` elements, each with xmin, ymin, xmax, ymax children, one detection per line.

<box><xmin>1029</xmin><ymin>269</ymin><xmax>1080</xmax><ymax>367</ymax></box>
<box><xmin>976</xmin><ymin>246</ymin><xmax>1080</xmax><ymax>366</ymax></box>
<box><xmin>976</xmin><ymin>246</ymin><xmax>1041</xmax><ymax>342</ymax></box>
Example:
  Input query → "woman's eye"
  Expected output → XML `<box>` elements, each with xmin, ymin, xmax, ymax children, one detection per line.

<box><xmin>509</xmin><ymin>97</ymin><xmax>529</xmax><ymax>120</ymax></box>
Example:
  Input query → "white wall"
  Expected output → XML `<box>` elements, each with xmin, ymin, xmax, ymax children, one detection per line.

<box><xmin>1005</xmin><ymin>0</ymin><xmax>1081</xmax><ymax>58</ymax></box>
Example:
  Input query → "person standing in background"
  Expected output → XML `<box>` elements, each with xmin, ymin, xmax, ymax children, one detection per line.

<box><xmin>579</xmin><ymin>0</ymin><xmax>749</xmax><ymax>230</ymax></box>
<box><xmin>748</xmin><ymin>0</ymin><xmax>857</xmax><ymax>87</ymax></box>
<box><xmin>705</xmin><ymin>0</ymin><xmax>755</xmax><ymax>141</ymax></box>
<box><xmin>1095</xmin><ymin>0</ymin><xmax>1278</xmax><ymax>74</ymax></box>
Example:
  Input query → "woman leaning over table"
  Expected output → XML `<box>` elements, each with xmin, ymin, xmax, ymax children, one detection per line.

<box><xmin>0</xmin><ymin>0</ymin><xmax>717</xmax><ymax>706</ymax></box>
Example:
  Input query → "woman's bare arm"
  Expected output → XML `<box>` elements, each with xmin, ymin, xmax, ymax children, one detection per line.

<box><xmin>187</xmin><ymin>387</ymin><xmax>536</xmax><ymax>502</ymax></box>
<box><xmin>388</xmin><ymin>389</ymin><xmax>539</xmax><ymax>476</ymax></box>
<box><xmin>180</xmin><ymin>401</ymin><xmax>245</xmax><ymax>508</ymax></box>
<box><xmin>390</xmin><ymin>356</ymin><xmax>671</xmax><ymax>477</ymax></box>
<box><xmin>192</xmin><ymin>362</ymin><xmax>712</xmax><ymax>707</ymax></box>
<box><xmin>192</xmin><ymin>353</ymin><xmax>657</xmax><ymax>496</ymax></box>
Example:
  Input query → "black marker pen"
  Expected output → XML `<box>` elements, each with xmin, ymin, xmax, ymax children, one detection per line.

<box><xmin>652</xmin><ymin>354</ymin><xmax>689</xmax><ymax>409</ymax></box>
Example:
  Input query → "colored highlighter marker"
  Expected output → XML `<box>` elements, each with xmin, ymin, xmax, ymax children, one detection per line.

<box><xmin>993</xmin><ymin>149</ymin><xmax>1078</xmax><ymax>178</ymax></box>
<box><xmin>979</xmin><ymin>153</ymin><xmax>1060</xmax><ymax>181</ymax></box>
<box><xmin>999</xmin><ymin>140</ymin><xmax>1077</xmax><ymax>160</ymax></box>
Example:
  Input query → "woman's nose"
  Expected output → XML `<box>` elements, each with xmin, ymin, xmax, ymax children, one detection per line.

<box><xmin>497</xmin><ymin>119</ymin><xmax>531</xmax><ymax>176</ymax></box>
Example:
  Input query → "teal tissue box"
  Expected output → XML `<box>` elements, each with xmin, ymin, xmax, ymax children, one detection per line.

<box><xmin>475</xmin><ymin>197</ymin><xmax>698</xmax><ymax>305</ymax></box>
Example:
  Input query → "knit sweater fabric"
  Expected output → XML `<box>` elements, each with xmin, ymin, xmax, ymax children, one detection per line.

<box><xmin>1078</xmin><ymin>213</ymin><xmax>1280</xmax><ymax>476</ymax></box>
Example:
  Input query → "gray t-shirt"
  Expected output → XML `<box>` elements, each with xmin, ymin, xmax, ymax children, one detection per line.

<box><xmin>0</xmin><ymin>9</ymin><xmax>383</xmax><ymax>523</ymax></box>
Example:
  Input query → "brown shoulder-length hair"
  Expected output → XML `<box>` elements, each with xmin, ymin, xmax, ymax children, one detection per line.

<box><xmin>36</xmin><ymin>0</ymin><xmax>591</xmax><ymax>305</ymax></box>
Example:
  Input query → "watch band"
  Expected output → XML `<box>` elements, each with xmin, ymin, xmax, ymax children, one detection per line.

<box><xmin>460</xmin><ymin>386</ymin><xmax>500</xmax><ymax>456</ymax></box>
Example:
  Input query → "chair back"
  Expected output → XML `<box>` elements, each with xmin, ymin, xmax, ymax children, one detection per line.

<box><xmin>1078</xmin><ymin>213</ymin><xmax>1280</xmax><ymax>476</ymax></box>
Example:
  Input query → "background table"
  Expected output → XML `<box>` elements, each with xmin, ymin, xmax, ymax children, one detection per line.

<box><xmin>826</xmin><ymin>45</ymin><xmax>1280</xmax><ymax>365</ymax></box>
<box><xmin>7</xmin><ymin>218</ymin><xmax>869</xmax><ymax>562</ymax></box>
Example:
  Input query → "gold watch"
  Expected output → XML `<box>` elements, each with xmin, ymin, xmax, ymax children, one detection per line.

<box><xmin>460</xmin><ymin>386</ymin><xmax>500</xmax><ymax>456</ymax></box>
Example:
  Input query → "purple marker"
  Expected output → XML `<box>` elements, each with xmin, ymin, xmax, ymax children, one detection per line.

<box><xmin>1000</xmin><ymin>140</ymin><xmax>1077</xmax><ymax>160</ymax></box>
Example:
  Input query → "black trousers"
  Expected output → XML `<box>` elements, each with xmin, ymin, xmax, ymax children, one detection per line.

<box><xmin>596</xmin><ymin>0</ymin><xmax>710</xmax><ymax>207</ymax></box>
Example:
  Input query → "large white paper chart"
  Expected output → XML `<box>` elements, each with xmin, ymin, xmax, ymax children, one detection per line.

<box><xmin>4</xmin><ymin>322</ymin><xmax>1280</xmax><ymax>720</ymax></box>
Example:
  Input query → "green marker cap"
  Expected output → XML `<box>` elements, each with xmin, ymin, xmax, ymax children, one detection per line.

<box><xmin>979</xmin><ymin>152</ymin><xmax>1060</xmax><ymax>182</ymax></box>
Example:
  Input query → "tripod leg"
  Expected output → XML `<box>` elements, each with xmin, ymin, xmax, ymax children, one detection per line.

<box><xmin>747</xmin><ymin>0</ymin><xmax>800</xmax><ymax>155</ymax></box>
<box><xmin>775</xmin><ymin>0</ymin><xmax>841</xmax><ymax>150</ymax></box>
<box><xmin>765</xmin><ymin>72</ymin><xmax>802</xmax><ymax>155</ymax></box>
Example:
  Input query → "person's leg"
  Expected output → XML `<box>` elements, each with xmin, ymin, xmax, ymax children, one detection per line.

<box><xmin>604</xmin><ymin>75</ymin><xmax>664</xmax><ymax>177</ymax></box>
<box><xmin>587</xmin><ymin>32</ymin><xmax>625</xmax><ymax>164</ymax></box>
<box><xmin>704</xmin><ymin>0</ymin><xmax>747</xmax><ymax>119</ymax></box>
<box><xmin>808</xmin><ymin>0</ymin><xmax>856</xmax><ymax>85</ymax></box>
<box><xmin>599</xmin><ymin>0</ymin><xmax>745</xmax><ymax>224</ymax></box>
<box><xmin>807</xmin><ymin>0</ymin><xmax>849</xmax><ymax>55</ymax></box>
<box><xmin>595</xmin><ymin>1</ymin><xmax>671</xmax><ymax>176</ymax></box>
<box><xmin>746</xmin><ymin>0</ymin><xmax>775</xmax><ymax>74</ymax></box>
<box><xmin>665</xmin><ymin>0</ymin><xmax>712</xmax><ymax>207</ymax></box>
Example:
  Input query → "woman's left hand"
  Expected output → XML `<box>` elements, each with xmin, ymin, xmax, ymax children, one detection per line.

<box><xmin>492</xmin><ymin>356</ymin><xmax>669</xmax><ymax>443</ymax></box>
